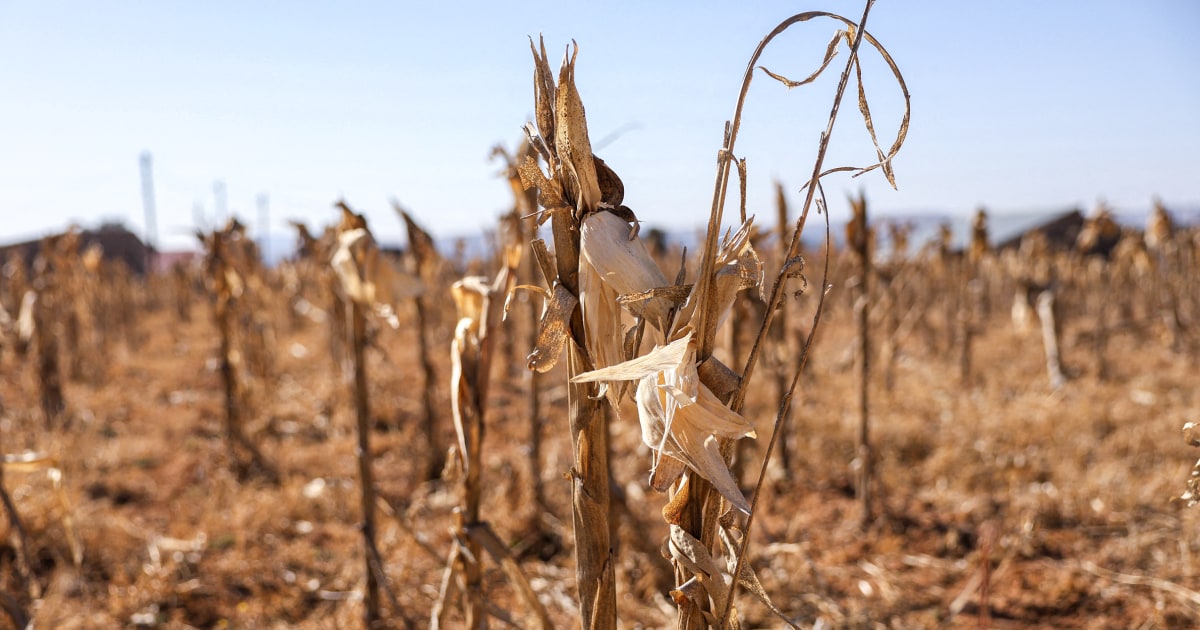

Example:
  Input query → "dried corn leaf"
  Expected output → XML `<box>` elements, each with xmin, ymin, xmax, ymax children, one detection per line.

<box><xmin>650</xmin><ymin>454</ymin><xmax>688</xmax><ymax>494</ymax></box>
<box><xmin>571</xmin><ymin>332</ymin><xmax>692</xmax><ymax>384</ymax></box>
<box><xmin>757</xmin><ymin>29</ymin><xmax>845</xmax><ymax>89</ymax></box>
<box><xmin>593</xmin><ymin>155</ymin><xmax>624</xmax><ymax>209</ymax></box>
<box><xmin>616</xmin><ymin>284</ymin><xmax>692</xmax><ymax>310</ymax></box>
<box><xmin>667</xmin><ymin>525</ymin><xmax>735</xmax><ymax>627</ymax></box>
<box><xmin>450</xmin><ymin>279</ymin><xmax>486</xmax><ymax>471</ymax></box>
<box><xmin>516</xmin><ymin>154</ymin><xmax>567</xmax><ymax>217</ymax></box>
<box><xmin>17</xmin><ymin>290</ymin><xmax>35</xmax><ymax>345</ymax></box>
<box><xmin>579</xmin><ymin>249</ymin><xmax>627</xmax><ymax>402</ymax></box>
<box><xmin>854</xmin><ymin>56</ymin><xmax>895</xmax><ymax>188</ymax></box>
<box><xmin>718</xmin><ymin>526</ymin><xmax>798</xmax><ymax>628</ymax></box>
<box><xmin>571</xmin><ymin>330</ymin><xmax>754</xmax><ymax>512</ymax></box>
<box><xmin>331</xmin><ymin>228</ymin><xmax>375</xmax><ymax>305</ymax></box>
<box><xmin>637</xmin><ymin>376</ymin><xmax>754</xmax><ymax>514</ymax></box>
<box><xmin>527</xmin><ymin>282</ymin><xmax>577</xmax><ymax>373</ymax></box>
<box><xmin>2</xmin><ymin>450</ymin><xmax>55</xmax><ymax>473</ymax></box>
<box><xmin>554</xmin><ymin>43</ymin><xmax>601</xmax><ymax>217</ymax></box>
<box><xmin>529</xmin><ymin>36</ymin><xmax>556</xmax><ymax>149</ymax></box>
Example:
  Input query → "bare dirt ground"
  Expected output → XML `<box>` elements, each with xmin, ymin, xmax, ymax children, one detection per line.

<box><xmin>1</xmin><ymin>267</ymin><xmax>1198</xmax><ymax>629</ymax></box>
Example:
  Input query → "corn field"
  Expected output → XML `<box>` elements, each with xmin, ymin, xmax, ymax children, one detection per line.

<box><xmin>2</xmin><ymin>7</ymin><xmax>1200</xmax><ymax>629</ymax></box>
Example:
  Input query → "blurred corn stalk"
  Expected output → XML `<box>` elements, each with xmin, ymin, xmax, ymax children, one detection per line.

<box><xmin>846</xmin><ymin>193</ymin><xmax>874</xmax><ymax>530</ymax></box>
<box><xmin>394</xmin><ymin>203</ymin><xmax>449</xmax><ymax>481</ymax></box>
<box><xmin>329</xmin><ymin>201</ymin><xmax>421</xmax><ymax>628</ymax></box>
<box><xmin>493</xmin><ymin>140</ymin><xmax>552</xmax><ymax>520</ymax></box>
<box><xmin>1</xmin><ymin>252</ymin><xmax>29</xmax><ymax>363</ymax></box>
<box><xmin>198</xmin><ymin>219</ymin><xmax>276</xmax><ymax>479</ymax></box>
<box><xmin>430</xmin><ymin>251</ymin><xmax>551</xmax><ymax>630</ymax></box>
<box><xmin>1</xmin><ymin>449</ymin><xmax>84</xmax><ymax>621</ymax></box>
<box><xmin>31</xmin><ymin>235</ymin><xmax>66</xmax><ymax>427</ymax></box>
<box><xmin>79</xmin><ymin>243</ymin><xmax>108</xmax><ymax>384</ymax></box>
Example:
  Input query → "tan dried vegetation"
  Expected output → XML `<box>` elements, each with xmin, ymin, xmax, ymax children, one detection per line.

<box><xmin>2</xmin><ymin>3</ymin><xmax>1200</xmax><ymax>629</ymax></box>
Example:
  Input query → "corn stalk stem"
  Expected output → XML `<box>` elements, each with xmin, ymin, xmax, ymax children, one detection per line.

<box><xmin>855</xmin><ymin>221</ymin><xmax>872</xmax><ymax>531</ymax></box>
<box><xmin>217</xmin><ymin>288</ymin><xmax>239</xmax><ymax>453</ymax></box>
<box><xmin>413</xmin><ymin>294</ymin><xmax>444</xmax><ymax>480</ymax></box>
<box><xmin>718</xmin><ymin>2</ymin><xmax>887</xmax><ymax>625</ymax></box>
<box><xmin>567</xmin><ymin>343</ymin><xmax>616</xmax><ymax>629</ymax></box>
<box><xmin>33</xmin><ymin>253</ymin><xmax>64</xmax><ymax>427</ymax></box>
<box><xmin>351</xmin><ymin>302</ymin><xmax>382</xmax><ymax>627</ymax></box>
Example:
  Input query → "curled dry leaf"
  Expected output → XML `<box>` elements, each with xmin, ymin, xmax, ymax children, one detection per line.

<box><xmin>572</xmin><ymin>332</ymin><xmax>757</xmax><ymax>514</ymax></box>
<box><xmin>526</xmin><ymin>282</ymin><xmax>577</xmax><ymax>373</ymax></box>
<box><xmin>718</xmin><ymin>526</ymin><xmax>798</xmax><ymax>628</ymax></box>
<box><xmin>449</xmin><ymin>277</ymin><xmax>487</xmax><ymax>471</ymax></box>
<box><xmin>667</xmin><ymin>524</ymin><xmax>737</xmax><ymax>628</ymax></box>
<box><xmin>330</xmin><ymin>227</ymin><xmax>423</xmax><ymax>328</ymax></box>
<box><xmin>517</xmin><ymin>154</ymin><xmax>567</xmax><ymax>220</ymax></box>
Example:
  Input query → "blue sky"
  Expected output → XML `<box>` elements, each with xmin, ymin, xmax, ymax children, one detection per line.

<box><xmin>1</xmin><ymin>1</ymin><xmax>1197</xmax><ymax>250</ymax></box>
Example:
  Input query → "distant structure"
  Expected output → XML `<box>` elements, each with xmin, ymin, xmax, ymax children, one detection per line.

<box><xmin>140</xmin><ymin>151</ymin><xmax>158</xmax><ymax>273</ymax></box>
<box><xmin>0</xmin><ymin>223</ymin><xmax>151</xmax><ymax>275</ymax></box>
<box><xmin>994</xmin><ymin>209</ymin><xmax>1086</xmax><ymax>253</ymax></box>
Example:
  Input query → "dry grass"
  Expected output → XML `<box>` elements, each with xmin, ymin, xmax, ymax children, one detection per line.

<box><xmin>0</xmin><ymin>218</ymin><xmax>1195</xmax><ymax>627</ymax></box>
<box><xmin>2</xmin><ymin>5</ymin><xmax>1199</xmax><ymax>628</ymax></box>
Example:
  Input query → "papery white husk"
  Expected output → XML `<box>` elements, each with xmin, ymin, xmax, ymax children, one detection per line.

<box><xmin>579</xmin><ymin>211</ymin><xmax>672</xmax><ymax>403</ymax></box>
<box><xmin>572</xmin><ymin>332</ymin><xmax>757</xmax><ymax>514</ymax></box>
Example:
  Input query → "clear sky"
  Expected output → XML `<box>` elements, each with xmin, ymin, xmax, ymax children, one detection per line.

<box><xmin>1</xmin><ymin>1</ymin><xmax>1197</xmax><ymax>251</ymax></box>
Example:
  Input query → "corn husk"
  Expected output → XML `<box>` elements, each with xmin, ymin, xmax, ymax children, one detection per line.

<box><xmin>578</xmin><ymin>210</ymin><xmax>672</xmax><ymax>402</ymax></box>
<box><xmin>450</xmin><ymin>277</ymin><xmax>488</xmax><ymax>471</ymax></box>
<box><xmin>554</xmin><ymin>44</ymin><xmax>601</xmax><ymax>217</ymax></box>
<box><xmin>573</xmin><ymin>332</ymin><xmax>757</xmax><ymax>514</ymax></box>
<box><xmin>330</xmin><ymin>227</ymin><xmax>423</xmax><ymax>328</ymax></box>
<box><xmin>580</xmin><ymin>211</ymin><xmax>672</xmax><ymax>331</ymax></box>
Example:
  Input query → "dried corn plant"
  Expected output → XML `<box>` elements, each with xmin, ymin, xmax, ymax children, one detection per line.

<box><xmin>1</xmin><ymin>450</ymin><xmax>84</xmax><ymax>626</ymax></box>
<box><xmin>516</xmin><ymin>5</ymin><xmax>908</xmax><ymax>624</ymax></box>
<box><xmin>846</xmin><ymin>192</ymin><xmax>874</xmax><ymax>529</ymax></box>
<box><xmin>493</xmin><ymin>139</ymin><xmax>552</xmax><ymax>519</ymax></box>
<box><xmin>198</xmin><ymin>219</ymin><xmax>276</xmax><ymax>478</ymax></box>
<box><xmin>31</xmin><ymin>235</ymin><xmax>66</xmax><ymax>427</ymax></box>
<box><xmin>430</xmin><ymin>250</ymin><xmax>552</xmax><ymax>630</ymax></box>
<box><xmin>329</xmin><ymin>201</ymin><xmax>422</xmax><ymax>628</ymax></box>
<box><xmin>515</xmin><ymin>38</ymin><xmax>621</xmax><ymax>628</ymax></box>
<box><xmin>1177</xmin><ymin>423</ymin><xmax>1200</xmax><ymax>508</ymax></box>
<box><xmin>394</xmin><ymin>203</ymin><xmax>450</xmax><ymax>481</ymax></box>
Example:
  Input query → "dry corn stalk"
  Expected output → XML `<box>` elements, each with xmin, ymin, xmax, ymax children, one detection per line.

<box><xmin>1</xmin><ymin>449</ymin><xmax>84</xmax><ymax>619</ymax></box>
<box><xmin>329</xmin><ymin>201</ymin><xmax>419</xmax><ymax>627</ymax></box>
<box><xmin>684</xmin><ymin>4</ymin><xmax>907</xmax><ymax>626</ymax></box>
<box><xmin>516</xmin><ymin>38</ymin><xmax>618</xmax><ymax>629</ymax></box>
<box><xmin>199</xmin><ymin>219</ymin><xmax>275</xmax><ymax>479</ymax></box>
<box><xmin>31</xmin><ymin>235</ymin><xmax>66</xmax><ymax>427</ymax></box>
<box><xmin>847</xmin><ymin>192</ymin><xmax>873</xmax><ymax>529</ymax></box>
<box><xmin>394</xmin><ymin>203</ymin><xmax>448</xmax><ymax>481</ymax></box>
<box><xmin>519</xmin><ymin>39</ymin><xmax>769</xmax><ymax>629</ymax></box>
<box><xmin>432</xmin><ymin>248</ymin><xmax>550</xmax><ymax>630</ymax></box>
<box><xmin>494</xmin><ymin>140</ymin><xmax>553</xmax><ymax>518</ymax></box>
